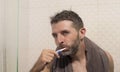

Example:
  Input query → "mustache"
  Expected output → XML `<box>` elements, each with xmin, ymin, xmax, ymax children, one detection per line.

<box><xmin>57</xmin><ymin>44</ymin><xmax>68</xmax><ymax>49</ymax></box>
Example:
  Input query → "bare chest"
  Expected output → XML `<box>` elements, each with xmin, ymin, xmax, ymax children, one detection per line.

<box><xmin>72</xmin><ymin>61</ymin><xmax>87</xmax><ymax>72</ymax></box>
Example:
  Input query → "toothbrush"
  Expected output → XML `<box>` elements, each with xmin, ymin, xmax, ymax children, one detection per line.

<box><xmin>56</xmin><ymin>48</ymin><xmax>66</xmax><ymax>55</ymax></box>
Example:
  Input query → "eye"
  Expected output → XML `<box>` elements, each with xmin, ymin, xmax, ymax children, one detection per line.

<box><xmin>52</xmin><ymin>33</ymin><xmax>57</xmax><ymax>38</ymax></box>
<box><xmin>61</xmin><ymin>30</ymin><xmax>70</xmax><ymax>36</ymax></box>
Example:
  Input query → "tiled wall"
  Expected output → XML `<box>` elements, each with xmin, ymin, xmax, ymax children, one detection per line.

<box><xmin>19</xmin><ymin>0</ymin><xmax>120</xmax><ymax>72</ymax></box>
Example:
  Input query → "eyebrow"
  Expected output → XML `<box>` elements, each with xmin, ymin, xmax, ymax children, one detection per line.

<box><xmin>61</xmin><ymin>30</ymin><xmax>69</xmax><ymax>33</ymax></box>
<box><xmin>52</xmin><ymin>30</ymin><xmax>70</xmax><ymax>35</ymax></box>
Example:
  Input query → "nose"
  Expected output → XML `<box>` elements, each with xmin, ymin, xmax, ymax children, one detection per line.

<box><xmin>56</xmin><ymin>34</ymin><xmax>64</xmax><ymax>44</ymax></box>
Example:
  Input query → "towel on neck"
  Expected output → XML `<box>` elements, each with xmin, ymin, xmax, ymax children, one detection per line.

<box><xmin>50</xmin><ymin>37</ymin><xmax>109</xmax><ymax>72</ymax></box>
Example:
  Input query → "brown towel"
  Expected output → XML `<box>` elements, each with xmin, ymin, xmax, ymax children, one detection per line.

<box><xmin>50</xmin><ymin>37</ymin><xmax>109</xmax><ymax>72</ymax></box>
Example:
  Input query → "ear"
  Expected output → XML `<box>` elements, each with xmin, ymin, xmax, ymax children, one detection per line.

<box><xmin>79</xmin><ymin>28</ymin><xmax>86</xmax><ymax>39</ymax></box>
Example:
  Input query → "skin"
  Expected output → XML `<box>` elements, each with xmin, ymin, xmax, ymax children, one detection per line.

<box><xmin>30</xmin><ymin>20</ymin><xmax>114</xmax><ymax>72</ymax></box>
<box><xmin>51</xmin><ymin>20</ymin><xmax>87</xmax><ymax>72</ymax></box>
<box><xmin>51</xmin><ymin>20</ymin><xmax>84</xmax><ymax>56</ymax></box>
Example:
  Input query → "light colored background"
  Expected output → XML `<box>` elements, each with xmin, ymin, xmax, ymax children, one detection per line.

<box><xmin>0</xmin><ymin>0</ymin><xmax>120</xmax><ymax>72</ymax></box>
<box><xmin>0</xmin><ymin>0</ymin><xmax>18</xmax><ymax>72</ymax></box>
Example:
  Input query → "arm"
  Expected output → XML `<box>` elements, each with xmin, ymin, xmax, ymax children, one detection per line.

<box><xmin>105</xmin><ymin>51</ymin><xmax>114</xmax><ymax>72</ymax></box>
<box><xmin>30</xmin><ymin>49</ymin><xmax>59</xmax><ymax>72</ymax></box>
<box><xmin>30</xmin><ymin>61</ymin><xmax>51</xmax><ymax>72</ymax></box>
<box><xmin>30</xmin><ymin>58</ymin><xmax>47</xmax><ymax>72</ymax></box>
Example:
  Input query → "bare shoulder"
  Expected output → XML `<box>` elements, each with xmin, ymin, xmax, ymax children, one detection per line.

<box><xmin>105</xmin><ymin>51</ymin><xmax>114</xmax><ymax>72</ymax></box>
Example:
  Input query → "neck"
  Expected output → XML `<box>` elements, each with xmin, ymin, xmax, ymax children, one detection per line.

<box><xmin>72</xmin><ymin>40</ymin><xmax>86</xmax><ymax>61</ymax></box>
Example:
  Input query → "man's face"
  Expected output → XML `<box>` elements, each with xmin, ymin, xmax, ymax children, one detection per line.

<box><xmin>51</xmin><ymin>20</ymin><xmax>80</xmax><ymax>56</ymax></box>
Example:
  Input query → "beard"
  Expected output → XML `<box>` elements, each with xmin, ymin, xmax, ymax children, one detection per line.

<box><xmin>59</xmin><ymin>34</ymin><xmax>80</xmax><ymax>56</ymax></box>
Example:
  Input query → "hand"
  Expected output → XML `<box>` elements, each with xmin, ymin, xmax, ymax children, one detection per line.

<box><xmin>39</xmin><ymin>49</ymin><xmax>60</xmax><ymax>65</ymax></box>
<box><xmin>30</xmin><ymin>49</ymin><xmax>60</xmax><ymax>72</ymax></box>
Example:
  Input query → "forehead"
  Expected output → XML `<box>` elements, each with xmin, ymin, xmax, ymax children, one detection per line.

<box><xmin>51</xmin><ymin>20</ymin><xmax>75</xmax><ymax>32</ymax></box>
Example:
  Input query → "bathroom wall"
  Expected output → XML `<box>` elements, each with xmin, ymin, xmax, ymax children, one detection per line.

<box><xmin>18</xmin><ymin>0</ymin><xmax>120</xmax><ymax>72</ymax></box>
<box><xmin>1</xmin><ymin>0</ymin><xmax>120</xmax><ymax>72</ymax></box>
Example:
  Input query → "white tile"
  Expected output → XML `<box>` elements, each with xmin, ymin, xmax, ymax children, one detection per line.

<box><xmin>98</xmin><ymin>0</ymin><xmax>120</xmax><ymax>4</ymax></box>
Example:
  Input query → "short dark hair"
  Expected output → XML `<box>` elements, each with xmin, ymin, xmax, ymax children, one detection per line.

<box><xmin>50</xmin><ymin>10</ymin><xmax>84</xmax><ymax>30</ymax></box>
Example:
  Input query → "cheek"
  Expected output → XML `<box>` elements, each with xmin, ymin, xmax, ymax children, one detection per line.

<box><xmin>70</xmin><ymin>35</ymin><xmax>79</xmax><ymax>45</ymax></box>
<box><xmin>66</xmin><ymin>37</ymin><xmax>77</xmax><ymax>46</ymax></box>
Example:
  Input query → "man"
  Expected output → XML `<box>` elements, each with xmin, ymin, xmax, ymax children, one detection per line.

<box><xmin>30</xmin><ymin>10</ymin><xmax>114</xmax><ymax>72</ymax></box>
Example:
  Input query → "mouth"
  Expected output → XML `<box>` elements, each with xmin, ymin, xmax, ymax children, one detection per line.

<box><xmin>56</xmin><ymin>48</ymin><xmax>66</xmax><ymax>53</ymax></box>
<box><xmin>57</xmin><ymin>44</ymin><xmax>67</xmax><ymax>49</ymax></box>
<box><xmin>56</xmin><ymin>48</ymin><xmax>69</xmax><ymax>55</ymax></box>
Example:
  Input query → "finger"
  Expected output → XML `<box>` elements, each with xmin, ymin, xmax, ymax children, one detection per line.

<box><xmin>54</xmin><ymin>52</ymin><xmax>60</xmax><ymax>58</ymax></box>
<box><xmin>45</xmin><ymin>55</ymin><xmax>54</xmax><ymax>63</ymax></box>
<box><xmin>47</xmin><ymin>50</ymin><xmax>60</xmax><ymax>58</ymax></box>
<box><xmin>47</xmin><ymin>53</ymin><xmax>55</xmax><ymax>58</ymax></box>
<box><xmin>43</xmin><ymin>49</ymin><xmax>60</xmax><ymax>58</ymax></box>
